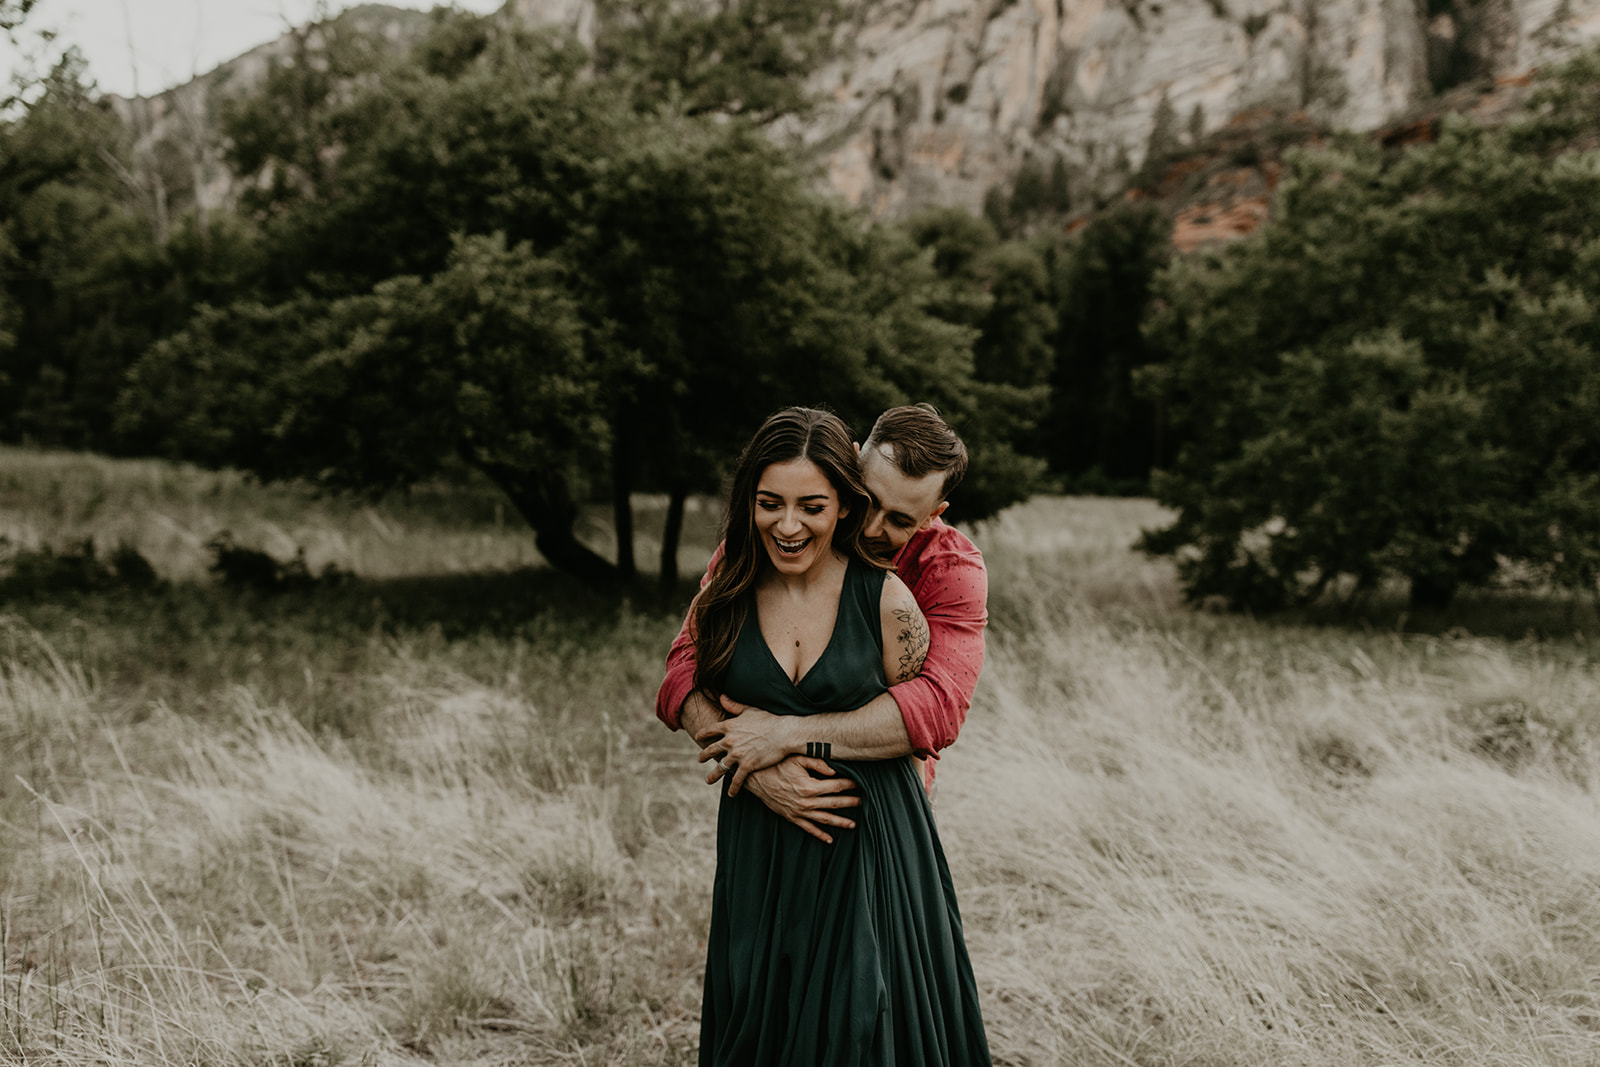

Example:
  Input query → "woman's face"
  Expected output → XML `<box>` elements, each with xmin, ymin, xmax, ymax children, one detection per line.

<box><xmin>753</xmin><ymin>458</ymin><xmax>848</xmax><ymax>576</ymax></box>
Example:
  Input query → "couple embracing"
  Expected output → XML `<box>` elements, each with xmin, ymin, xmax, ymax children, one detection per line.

<box><xmin>655</xmin><ymin>404</ymin><xmax>993</xmax><ymax>1066</ymax></box>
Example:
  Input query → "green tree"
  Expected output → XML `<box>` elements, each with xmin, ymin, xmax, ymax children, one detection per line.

<box><xmin>126</xmin><ymin>19</ymin><xmax>632</xmax><ymax>581</ymax></box>
<box><xmin>838</xmin><ymin>211</ymin><xmax>1049</xmax><ymax>521</ymax></box>
<box><xmin>592</xmin><ymin>0</ymin><xmax>841</xmax><ymax>122</ymax></box>
<box><xmin>576</xmin><ymin>117</ymin><xmax>899</xmax><ymax>587</ymax></box>
<box><xmin>902</xmin><ymin>207</ymin><xmax>1055</xmax><ymax>391</ymax></box>
<box><xmin>221</xmin><ymin>5</ymin><xmax>448</xmax><ymax>223</ymax></box>
<box><xmin>1048</xmin><ymin>201</ymin><xmax>1172</xmax><ymax>489</ymax></box>
<box><xmin>0</xmin><ymin>51</ymin><xmax>224</xmax><ymax>448</ymax></box>
<box><xmin>1140</xmin><ymin>118</ymin><xmax>1600</xmax><ymax>609</ymax></box>
<box><xmin>121</xmin><ymin>233</ymin><xmax>614</xmax><ymax>581</ymax></box>
<box><xmin>892</xmin><ymin>208</ymin><xmax>1052</xmax><ymax>517</ymax></box>
<box><xmin>121</xmin><ymin>12</ymin><xmax>1047</xmax><ymax>587</ymax></box>
<box><xmin>974</xmin><ymin>241</ymin><xmax>1055</xmax><ymax>394</ymax></box>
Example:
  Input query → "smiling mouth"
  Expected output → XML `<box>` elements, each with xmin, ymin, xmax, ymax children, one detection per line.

<box><xmin>773</xmin><ymin>536</ymin><xmax>812</xmax><ymax>556</ymax></box>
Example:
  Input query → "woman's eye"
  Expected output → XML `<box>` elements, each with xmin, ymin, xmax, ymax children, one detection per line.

<box><xmin>803</xmin><ymin>506</ymin><xmax>825</xmax><ymax>516</ymax></box>
<box><xmin>757</xmin><ymin>500</ymin><xmax>780</xmax><ymax>511</ymax></box>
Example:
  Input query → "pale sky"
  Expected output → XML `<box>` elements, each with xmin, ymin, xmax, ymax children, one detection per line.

<box><xmin>3</xmin><ymin>0</ymin><xmax>507</xmax><ymax>98</ymax></box>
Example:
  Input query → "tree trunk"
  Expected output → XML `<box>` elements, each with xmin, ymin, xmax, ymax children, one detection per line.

<box><xmin>659</xmin><ymin>481</ymin><xmax>687</xmax><ymax>596</ymax></box>
<box><xmin>612</xmin><ymin>418</ymin><xmax>636</xmax><ymax>581</ymax></box>
<box><xmin>1408</xmin><ymin>570</ymin><xmax>1458</xmax><ymax>611</ymax></box>
<box><xmin>483</xmin><ymin>462</ymin><xmax>619</xmax><ymax>587</ymax></box>
<box><xmin>536</xmin><ymin>523</ymin><xmax>623</xmax><ymax>587</ymax></box>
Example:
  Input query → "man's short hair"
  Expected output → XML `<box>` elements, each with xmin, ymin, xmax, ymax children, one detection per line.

<box><xmin>864</xmin><ymin>404</ymin><xmax>969</xmax><ymax>501</ymax></box>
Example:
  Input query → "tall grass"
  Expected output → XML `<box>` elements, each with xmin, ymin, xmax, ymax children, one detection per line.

<box><xmin>0</xmin><ymin>445</ymin><xmax>720</xmax><ymax>583</ymax></box>
<box><xmin>4</xmin><ymin>449</ymin><xmax>1600</xmax><ymax>1064</ymax></box>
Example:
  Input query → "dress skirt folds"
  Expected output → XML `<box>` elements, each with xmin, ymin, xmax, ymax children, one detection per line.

<box><xmin>699</xmin><ymin>560</ymin><xmax>991</xmax><ymax>1067</ymax></box>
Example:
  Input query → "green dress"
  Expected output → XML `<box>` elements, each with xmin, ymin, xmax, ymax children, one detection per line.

<box><xmin>700</xmin><ymin>559</ymin><xmax>991</xmax><ymax>1066</ymax></box>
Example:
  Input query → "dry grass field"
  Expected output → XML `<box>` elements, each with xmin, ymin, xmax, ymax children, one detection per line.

<box><xmin>4</xmin><ymin>446</ymin><xmax>1600</xmax><ymax>1065</ymax></box>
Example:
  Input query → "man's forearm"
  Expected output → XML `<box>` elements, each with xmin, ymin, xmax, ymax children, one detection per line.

<box><xmin>679</xmin><ymin>690</ymin><xmax>725</xmax><ymax>749</ymax></box>
<box><xmin>786</xmin><ymin>691</ymin><xmax>912</xmax><ymax>761</ymax></box>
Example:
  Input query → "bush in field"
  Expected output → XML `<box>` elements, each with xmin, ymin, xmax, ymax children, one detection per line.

<box><xmin>0</xmin><ymin>537</ymin><xmax>158</xmax><ymax>598</ymax></box>
<box><xmin>205</xmin><ymin>532</ymin><xmax>347</xmax><ymax>592</ymax></box>
<box><xmin>1140</xmin><ymin>110</ymin><xmax>1600</xmax><ymax>610</ymax></box>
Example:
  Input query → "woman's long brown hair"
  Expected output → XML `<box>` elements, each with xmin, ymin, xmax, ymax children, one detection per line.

<box><xmin>691</xmin><ymin>407</ymin><xmax>886</xmax><ymax>698</ymax></box>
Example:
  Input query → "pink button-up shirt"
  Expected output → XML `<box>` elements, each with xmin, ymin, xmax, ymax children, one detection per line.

<box><xmin>654</xmin><ymin>519</ymin><xmax>988</xmax><ymax>788</ymax></box>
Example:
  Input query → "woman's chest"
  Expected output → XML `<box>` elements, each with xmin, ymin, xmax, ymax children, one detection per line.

<box><xmin>754</xmin><ymin>588</ymin><xmax>842</xmax><ymax>685</ymax></box>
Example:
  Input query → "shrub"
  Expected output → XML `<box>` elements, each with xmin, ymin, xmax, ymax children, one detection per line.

<box><xmin>206</xmin><ymin>532</ymin><xmax>349</xmax><ymax>593</ymax></box>
<box><xmin>0</xmin><ymin>537</ymin><xmax>159</xmax><ymax>599</ymax></box>
<box><xmin>1140</xmin><ymin>117</ymin><xmax>1600</xmax><ymax>610</ymax></box>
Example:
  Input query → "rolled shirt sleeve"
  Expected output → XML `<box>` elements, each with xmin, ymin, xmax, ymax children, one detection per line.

<box><xmin>654</xmin><ymin>542</ymin><xmax>724</xmax><ymax>731</ymax></box>
<box><xmin>887</xmin><ymin>526</ymin><xmax>988</xmax><ymax>758</ymax></box>
<box><xmin>655</xmin><ymin>623</ymin><xmax>699</xmax><ymax>731</ymax></box>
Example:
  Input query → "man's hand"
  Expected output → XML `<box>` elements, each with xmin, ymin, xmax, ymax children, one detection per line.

<box><xmin>741</xmin><ymin>756</ymin><xmax>860</xmax><ymax>845</ymax></box>
<box><xmin>696</xmin><ymin>696</ymin><xmax>797</xmax><ymax>795</ymax></box>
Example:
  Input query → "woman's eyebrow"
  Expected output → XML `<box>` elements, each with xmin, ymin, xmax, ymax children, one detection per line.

<box><xmin>756</xmin><ymin>490</ymin><xmax>831</xmax><ymax>501</ymax></box>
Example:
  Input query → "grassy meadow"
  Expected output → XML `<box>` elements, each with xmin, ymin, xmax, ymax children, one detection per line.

<box><xmin>4</xmin><ymin>444</ymin><xmax>1600</xmax><ymax>1065</ymax></box>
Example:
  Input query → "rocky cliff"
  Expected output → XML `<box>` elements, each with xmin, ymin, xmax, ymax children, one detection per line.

<box><xmin>752</xmin><ymin>0</ymin><xmax>1600</xmax><ymax>217</ymax></box>
<box><xmin>123</xmin><ymin>0</ymin><xmax>1600</xmax><ymax>223</ymax></box>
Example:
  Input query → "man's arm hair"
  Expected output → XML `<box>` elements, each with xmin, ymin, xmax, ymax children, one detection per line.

<box><xmin>679</xmin><ymin>689</ymin><xmax>724</xmax><ymax>745</ymax></box>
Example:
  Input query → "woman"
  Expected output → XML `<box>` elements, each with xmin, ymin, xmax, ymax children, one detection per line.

<box><xmin>686</xmin><ymin>407</ymin><xmax>990</xmax><ymax>1067</ymax></box>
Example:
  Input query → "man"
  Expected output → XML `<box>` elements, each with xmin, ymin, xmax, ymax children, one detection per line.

<box><xmin>654</xmin><ymin>404</ymin><xmax>988</xmax><ymax>843</ymax></box>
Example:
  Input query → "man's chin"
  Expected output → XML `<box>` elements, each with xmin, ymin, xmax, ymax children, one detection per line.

<box><xmin>864</xmin><ymin>538</ymin><xmax>897</xmax><ymax>562</ymax></box>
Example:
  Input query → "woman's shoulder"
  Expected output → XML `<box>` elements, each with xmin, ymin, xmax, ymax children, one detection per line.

<box><xmin>876</xmin><ymin>569</ymin><xmax>918</xmax><ymax>619</ymax></box>
<box><xmin>876</xmin><ymin>570</ymin><xmax>927</xmax><ymax>683</ymax></box>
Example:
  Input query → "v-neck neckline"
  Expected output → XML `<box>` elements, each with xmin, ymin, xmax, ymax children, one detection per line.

<box><xmin>754</xmin><ymin>563</ymin><xmax>850</xmax><ymax>691</ymax></box>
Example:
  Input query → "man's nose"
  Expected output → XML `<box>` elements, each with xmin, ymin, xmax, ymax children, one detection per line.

<box><xmin>863</xmin><ymin>510</ymin><xmax>885</xmax><ymax>538</ymax></box>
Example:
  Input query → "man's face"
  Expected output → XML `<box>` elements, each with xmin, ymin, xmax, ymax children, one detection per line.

<box><xmin>858</xmin><ymin>442</ymin><xmax>949</xmax><ymax>561</ymax></box>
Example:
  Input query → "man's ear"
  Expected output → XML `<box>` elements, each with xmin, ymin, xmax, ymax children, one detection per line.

<box><xmin>853</xmin><ymin>441</ymin><xmax>861</xmax><ymax>457</ymax></box>
<box><xmin>918</xmin><ymin>501</ymin><xmax>950</xmax><ymax>530</ymax></box>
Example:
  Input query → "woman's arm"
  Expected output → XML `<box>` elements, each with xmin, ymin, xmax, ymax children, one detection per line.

<box><xmin>879</xmin><ymin>573</ymin><xmax>930</xmax><ymax>685</ymax></box>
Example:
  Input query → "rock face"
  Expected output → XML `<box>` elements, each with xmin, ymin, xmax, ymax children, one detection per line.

<box><xmin>126</xmin><ymin>0</ymin><xmax>1600</xmax><ymax>222</ymax></box>
<box><xmin>773</xmin><ymin>0</ymin><xmax>1600</xmax><ymax>217</ymax></box>
<box><xmin>109</xmin><ymin>5</ymin><xmax>435</xmax><ymax>221</ymax></box>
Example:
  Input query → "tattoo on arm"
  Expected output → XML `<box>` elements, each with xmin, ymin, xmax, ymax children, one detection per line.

<box><xmin>892</xmin><ymin>607</ymin><xmax>930</xmax><ymax>683</ymax></box>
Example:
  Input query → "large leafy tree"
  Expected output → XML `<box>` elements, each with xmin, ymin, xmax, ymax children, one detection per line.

<box><xmin>1140</xmin><ymin>107</ymin><xmax>1600</xmax><ymax>609</ymax></box>
<box><xmin>120</xmin><ymin>9</ymin><xmax>1046</xmax><ymax>588</ymax></box>
<box><xmin>121</xmin><ymin>233</ymin><xmax>611</xmax><ymax>579</ymax></box>
<box><xmin>0</xmin><ymin>51</ymin><xmax>250</xmax><ymax>448</ymax></box>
